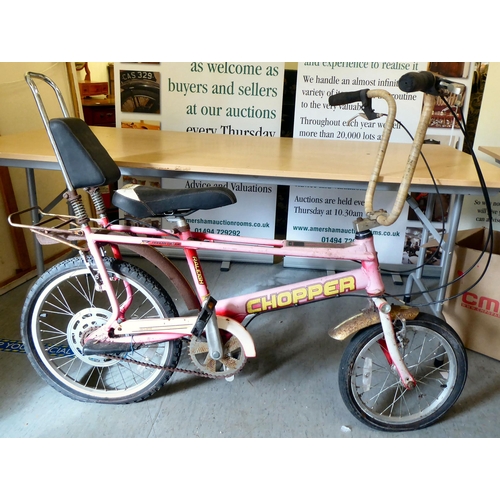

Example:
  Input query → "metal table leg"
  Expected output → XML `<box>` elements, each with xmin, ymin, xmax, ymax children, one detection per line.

<box><xmin>26</xmin><ymin>168</ymin><xmax>44</xmax><ymax>275</ymax></box>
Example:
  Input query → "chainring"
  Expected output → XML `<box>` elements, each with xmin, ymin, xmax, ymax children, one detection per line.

<box><xmin>103</xmin><ymin>331</ymin><xmax>247</xmax><ymax>380</ymax></box>
<box><xmin>188</xmin><ymin>330</ymin><xmax>247</xmax><ymax>377</ymax></box>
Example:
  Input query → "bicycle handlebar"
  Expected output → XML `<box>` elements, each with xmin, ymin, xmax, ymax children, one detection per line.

<box><xmin>329</xmin><ymin>71</ymin><xmax>445</xmax><ymax>227</ymax></box>
<box><xmin>329</xmin><ymin>89</ymin><xmax>371</xmax><ymax>107</ymax></box>
<box><xmin>398</xmin><ymin>71</ymin><xmax>437</xmax><ymax>94</ymax></box>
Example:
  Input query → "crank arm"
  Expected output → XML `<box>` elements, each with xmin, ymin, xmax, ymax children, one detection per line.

<box><xmin>191</xmin><ymin>296</ymin><xmax>223</xmax><ymax>360</ymax></box>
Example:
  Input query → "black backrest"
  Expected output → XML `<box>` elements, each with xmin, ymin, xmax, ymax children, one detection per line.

<box><xmin>49</xmin><ymin>117</ymin><xmax>121</xmax><ymax>189</ymax></box>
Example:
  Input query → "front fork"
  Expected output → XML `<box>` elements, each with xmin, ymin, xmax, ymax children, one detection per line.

<box><xmin>372</xmin><ymin>297</ymin><xmax>416</xmax><ymax>390</ymax></box>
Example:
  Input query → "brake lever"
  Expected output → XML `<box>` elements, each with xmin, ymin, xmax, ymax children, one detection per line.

<box><xmin>359</xmin><ymin>89</ymin><xmax>379</xmax><ymax>120</ymax></box>
<box><xmin>347</xmin><ymin>112</ymin><xmax>383</xmax><ymax>125</ymax></box>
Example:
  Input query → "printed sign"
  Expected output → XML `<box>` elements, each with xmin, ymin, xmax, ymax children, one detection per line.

<box><xmin>162</xmin><ymin>62</ymin><xmax>284</xmax><ymax>136</ymax></box>
<box><xmin>459</xmin><ymin>192</ymin><xmax>500</xmax><ymax>232</ymax></box>
<box><xmin>163</xmin><ymin>177</ymin><xmax>277</xmax><ymax>263</ymax></box>
<box><xmin>285</xmin><ymin>185</ymin><xmax>409</xmax><ymax>266</ymax></box>
<box><xmin>293</xmin><ymin>61</ymin><xmax>427</xmax><ymax>143</ymax></box>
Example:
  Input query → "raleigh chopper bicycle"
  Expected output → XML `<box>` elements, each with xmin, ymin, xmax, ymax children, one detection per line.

<box><xmin>9</xmin><ymin>70</ymin><xmax>470</xmax><ymax>432</ymax></box>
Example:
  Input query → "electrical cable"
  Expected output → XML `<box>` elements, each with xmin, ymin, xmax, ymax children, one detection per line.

<box><xmin>384</xmin><ymin>95</ymin><xmax>494</xmax><ymax>307</ymax></box>
<box><xmin>347</xmin><ymin>115</ymin><xmax>447</xmax><ymax>280</ymax></box>
<box><xmin>380</xmin><ymin>116</ymin><xmax>447</xmax><ymax>275</ymax></box>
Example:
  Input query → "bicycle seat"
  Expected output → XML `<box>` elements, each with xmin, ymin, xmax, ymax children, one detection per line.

<box><xmin>112</xmin><ymin>183</ymin><xmax>237</xmax><ymax>218</ymax></box>
<box><xmin>48</xmin><ymin>117</ymin><xmax>236</xmax><ymax>218</ymax></box>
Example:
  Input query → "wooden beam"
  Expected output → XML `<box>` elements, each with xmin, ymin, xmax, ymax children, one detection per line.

<box><xmin>0</xmin><ymin>167</ymin><xmax>31</xmax><ymax>272</ymax></box>
<box><xmin>66</xmin><ymin>62</ymin><xmax>81</xmax><ymax>119</ymax></box>
<box><xmin>0</xmin><ymin>247</ymin><xmax>72</xmax><ymax>295</ymax></box>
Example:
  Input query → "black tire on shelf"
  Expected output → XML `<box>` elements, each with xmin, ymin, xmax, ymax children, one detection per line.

<box><xmin>121</xmin><ymin>85</ymin><xmax>160</xmax><ymax>113</ymax></box>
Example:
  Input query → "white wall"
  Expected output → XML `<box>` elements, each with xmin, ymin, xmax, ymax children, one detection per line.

<box><xmin>77</xmin><ymin>62</ymin><xmax>110</xmax><ymax>85</ymax></box>
<box><xmin>0</xmin><ymin>63</ymin><xmax>75</xmax><ymax>134</ymax></box>
<box><xmin>0</xmin><ymin>63</ymin><xmax>75</xmax><ymax>284</ymax></box>
<box><xmin>473</xmin><ymin>62</ymin><xmax>500</xmax><ymax>162</ymax></box>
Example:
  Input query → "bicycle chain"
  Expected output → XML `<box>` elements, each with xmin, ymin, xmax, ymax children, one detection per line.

<box><xmin>103</xmin><ymin>345</ymin><xmax>244</xmax><ymax>380</ymax></box>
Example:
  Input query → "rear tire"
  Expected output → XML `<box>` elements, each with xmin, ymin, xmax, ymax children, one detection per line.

<box><xmin>21</xmin><ymin>257</ymin><xmax>182</xmax><ymax>404</ymax></box>
<box><xmin>338</xmin><ymin>312</ymin><xmax>467</xmax><ymax>432</ymax></box>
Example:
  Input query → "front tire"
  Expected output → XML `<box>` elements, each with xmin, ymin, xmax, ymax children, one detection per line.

<box><xmin>21</xmin><ymin>257</ymin><xmax>182</xmax><ymax>404</ymax></box>
<box><xmin>338</xmin><ymin>312</ymin><xmax>467</xmax><ymax>432</ymax></box>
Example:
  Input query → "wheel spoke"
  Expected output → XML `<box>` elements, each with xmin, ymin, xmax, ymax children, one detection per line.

<box><xmin>23</xmin><ymin>258</ymin><xmax>180</xmax><ymax>403</ymax></box>
<box><xmin>340</xmin><ymin>315</ymin><xmax>467</xmax><ymax>431</ymax></box>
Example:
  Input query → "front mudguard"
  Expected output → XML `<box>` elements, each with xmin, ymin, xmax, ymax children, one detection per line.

<box><xmin>329</xmin><ymin>304</ymin><xmax>420</xmax><ymax>341</ymax></box>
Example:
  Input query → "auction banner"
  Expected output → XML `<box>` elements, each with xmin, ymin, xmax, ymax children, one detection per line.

<box><xmin>285</xmin><ymin>185</ymin><xmax>409</xmax><ymax>267</ymax></box>
<box><xmin>115</xmin><ymin>62</ymin><xmax>285</xmax><ymax>137</ymax></box>
<box><xmin>459</xmin><ymin>192</ymin><xmax>500</xmax><ymax>232</ymax></box>
<box><xmin>293</xmin><ymin>61</ymin><xmax>426</xmax><ymax>142</ymax></box>
<box><xmin>117</xmin><ymin>174</ymin><xmax>277</xmax><ymax>264</ymax></box>
<box><xmin>162</xmin><ymin>62</ymin><xmax>284</xmax><ymax>137</ymax></box>
<box><xmin>162</xmin><ymin>177</ymin><xmax>277</xmax><ymax>263</ymax></box>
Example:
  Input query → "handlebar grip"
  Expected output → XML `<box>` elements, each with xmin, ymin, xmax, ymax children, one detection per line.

<box><xmin>328</xmin><ymin>90</ymin><xmax>366</xmax><ymax>106</ymax></box>
<box><xmin>398</xmin><ymin>71</ymin><xmax>436</xmax><ymax>93</ymax></box>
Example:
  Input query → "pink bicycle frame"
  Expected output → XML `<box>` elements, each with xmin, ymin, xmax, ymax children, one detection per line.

<box><xmin>82</xmin><ymin>218</ymin><xmax>415</xmax><ymax>389</ymax></box>
<box><xmin>88</xmin><ymin>222</ymin><xmax>385</xmax><ymax>322</ymax></box>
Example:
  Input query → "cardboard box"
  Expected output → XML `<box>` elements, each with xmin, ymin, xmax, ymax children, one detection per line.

<box><xmin>443</xmin><ymin>227</ymin><xmax>500</xmax><ymax>360</ymax></box>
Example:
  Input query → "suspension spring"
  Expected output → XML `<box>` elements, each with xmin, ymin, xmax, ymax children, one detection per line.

<box><xmin>64</xmin><ymin>190</ymin><xmax>89</xmax><ymax>225</ymax></box>
<box><xmin>86</xmin><ymin>187</ymin><xmax>107</xmax><ymax>217</ymax></box>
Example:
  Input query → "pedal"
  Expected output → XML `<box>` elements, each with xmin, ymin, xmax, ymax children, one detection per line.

<box><xmin>191</xmin><ymin>296</ymin><xmax>217</xmax><ymax>337</ymax></box>
<box><xmin>82</xmin><ymin>339</ymin><xmax>135</xmax><ymax>355</ymax></box>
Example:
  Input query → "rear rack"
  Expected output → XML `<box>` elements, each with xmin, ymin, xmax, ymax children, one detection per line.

<box><xmin>8</xmin><ymin>207</ymin><xmax>89</xmax><ymax>249</ymax></box>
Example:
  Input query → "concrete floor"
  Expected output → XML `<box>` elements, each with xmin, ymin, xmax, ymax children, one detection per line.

<box><xmin>1</xmin><ymin>255</ymin><xmax>500</xmax><ymax>439</ymax></box>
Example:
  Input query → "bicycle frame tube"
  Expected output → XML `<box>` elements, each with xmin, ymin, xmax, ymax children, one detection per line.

<box><xmin>216</xmin><ymin>265</ymin><xmax>378</xmax><ymax>322</ymax></box>
<box><xmin>88</xmin><ymin>226</ymin><xmax>380</xmax><ymax>263</ymax></box>
<box><xmin>84</xmin><ymin>224</ymin><xmax>385</xmax><ymax>324</ymax></box>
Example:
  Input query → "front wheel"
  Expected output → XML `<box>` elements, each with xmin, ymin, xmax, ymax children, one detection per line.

<box><xmin>21</xmin><ymin>257</ymin><xmax>182</xmax><ymax>404</ymax></box>
<box><xmin>338</xmin><ymin>312</ymin><xmax>467</xmax><ymax>432</ymax></box>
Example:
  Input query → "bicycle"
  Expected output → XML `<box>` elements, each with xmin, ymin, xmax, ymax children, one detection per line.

<box><xmin>9</xmin><ymin>70</ymin><xmax>469</xmax><ymax>432</ymax></box>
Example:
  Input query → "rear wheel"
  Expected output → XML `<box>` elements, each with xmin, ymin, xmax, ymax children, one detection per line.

<box><xmin>21</xmin><ymin>257</ymin><xmax>182</xmax><ymax>404</ymax></box>
<box><xmin>338</xmin><ymin>313</ymin><xmax>467</xmax><ymax>432</ymax></box>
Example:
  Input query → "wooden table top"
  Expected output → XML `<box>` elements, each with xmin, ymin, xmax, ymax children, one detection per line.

<box><xmin>479</xmin><ymin>145</ymin><xmax>500</xmax><ymax>163</ymax></box>
<box><xmin>1</xmin><ymin>126</ymin><xmax>500</xmax><ymax>190</ymax></box>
